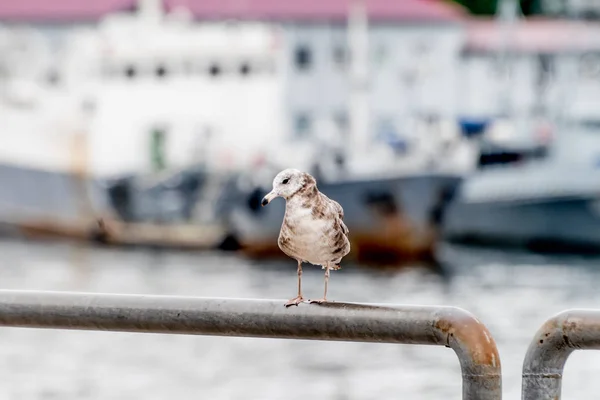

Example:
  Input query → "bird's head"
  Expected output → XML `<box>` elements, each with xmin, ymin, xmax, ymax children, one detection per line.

<box><xmin>261</xmin><ymin>168</ymin><xmax>315</xmax><ymax>206</ymax></box>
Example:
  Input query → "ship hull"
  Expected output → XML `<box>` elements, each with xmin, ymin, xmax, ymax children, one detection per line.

<box><xmin>225</xmin><ymin>173</ymin><xmax>462</xmax><ymax>266</ymax></box>
<box><xmin>443</xmin><ymin>195</ymin><xmax>600</xmax><ymax>253</ymax></box>
<box><xmin>0</xmin><ymin>163</ymin><xmax>227</xmax><ymax>249</ymax></box>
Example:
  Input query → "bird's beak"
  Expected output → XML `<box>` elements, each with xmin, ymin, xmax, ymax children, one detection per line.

<box><xmin>261</xmin><ymin>190</ymin><xmax>278</xmax><ymax>207</ymax></box>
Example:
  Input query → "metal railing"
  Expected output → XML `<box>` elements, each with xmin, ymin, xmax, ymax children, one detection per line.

<box><xmin>3</xmin><ymin>292</ymin><xmax>600</xmax><ymax>399</ymax></box>
<box><xmin>0</xmin><ymin>289</ymin><xmax>502</xmax><ymax>400</ymax></box>
<box><xmin>522</xmin><ymin>309</ymin><xmax>600</xmax><ymax>400</ymax></box>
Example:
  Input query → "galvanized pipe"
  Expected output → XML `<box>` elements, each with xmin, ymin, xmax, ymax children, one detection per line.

<box><xmin>0</xmin><ymin>290</ymin><xmax>501</xmax><ymax>400</ymax></box>
<box><xmin>522</xmin><ymin>309</ymin><xmax>600</xmax><ymax>400</ymax></box>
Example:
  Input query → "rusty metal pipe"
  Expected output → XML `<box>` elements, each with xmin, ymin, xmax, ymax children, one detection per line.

<box><xmin>0</xmin><ymin>290</ymin><xmax>501</xmax><ymax>400</ymax></box>
<box><xmin>522</xmin><ymin>309</ymin><xmax>600</xmax><ymax>400</ymax></box>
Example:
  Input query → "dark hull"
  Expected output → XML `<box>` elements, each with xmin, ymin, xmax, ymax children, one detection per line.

<box><xmin>225</xmin><ymin>173</ymin><xmax>462</xmax><ymax>266</ymax></box>
<box><xmin>0</xmin><ymin>163</ymin><xmax>108</xmax><ymax>222</ymax></box>
<box><xmin>0</xmin><ymin>163</ymin><xmax>226</xmax><ymax>249</ymax></box>
<box><xmin>443</xmin><ymin>195</ymin><xmax>600</xmax><ymax>253</ymax></box>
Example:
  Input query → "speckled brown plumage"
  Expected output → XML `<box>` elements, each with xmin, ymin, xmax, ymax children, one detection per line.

<box><xmin>261</xmin><ymin>168</ymin><xmax>350</xmax><ymax>307</ymax></box>
<box><xmin>277</xmin><ymin>173</ymin><xmax>350</xmax><ymax>266</ymax></box>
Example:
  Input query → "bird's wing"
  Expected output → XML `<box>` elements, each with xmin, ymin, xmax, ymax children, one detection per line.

<box><xmin>333</xmin><ymin>200</ymin><xmax>344</xmax><ymax>220</ymax></box>
<box><xmin>330</xmin><ymin>199</ymin><xmax>349</xmax><ymax>236</ymax></box>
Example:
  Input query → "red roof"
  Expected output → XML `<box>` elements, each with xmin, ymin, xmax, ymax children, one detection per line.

<box><xmin>166</xmin><ymin>0</ymin><xmax>466</xmax><ymax>22</ymax></box>
<box><xmin>0</xmin><ymin>0</ymin><xmax>136</xmax><ymax>22</ymax></box>
<box><xmin>465</xmin><ymin>18</ymin><xmax>600</xmax><ymax>53</ymax></box>
<box><xmin>0</xmin><ymin>0</ymin><xmax>466</xmax><ymax>22</ymax></box>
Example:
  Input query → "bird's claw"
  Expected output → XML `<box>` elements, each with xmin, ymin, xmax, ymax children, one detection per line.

<box><xmin>284</xmin><ymin>296</ymin><xmax>305</xmax><ymax>307</ymax></box>
<box><xmin>309</xmin><ymin>298</ymin><xmax>328</xmax><ymax>304</ymax></box>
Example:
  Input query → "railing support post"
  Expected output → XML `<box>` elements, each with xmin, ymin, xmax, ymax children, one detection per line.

<box><xmin>522</xmin><ymin>309</ymin><xmax>600</xmax><ymax>400</ymax></box>
<box><xmin>0</xmin><ymin>290</ymin><xmax>501</xmax><ymax>400</ymax></box>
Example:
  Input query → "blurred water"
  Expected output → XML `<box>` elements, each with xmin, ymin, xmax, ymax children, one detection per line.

<box><xmin>0</xmin><ymin>239</ymin><xmax>599</xmax><ymax>399</ymax></box>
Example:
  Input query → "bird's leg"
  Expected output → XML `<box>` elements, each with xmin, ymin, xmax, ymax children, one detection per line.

<box><xmin>310</xmin><ymin>264</ymin><xmax>331</xmax><ymax>304</ymax></box>
<box><xmin>285</xmin><ymin>260</ymin><xmax>305</xmax><ymax>307</ymax></box>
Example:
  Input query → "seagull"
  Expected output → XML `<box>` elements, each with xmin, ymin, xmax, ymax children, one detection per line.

<box><xmin>261</xmin><ymin>168</ymin><xmax>350</xmax><ymax>307</ymax></box>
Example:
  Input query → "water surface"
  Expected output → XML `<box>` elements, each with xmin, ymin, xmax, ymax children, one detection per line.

<box><xmin>0</xmin><ymin>239</ymin><xmax>599</xmax><ymax>399</ymax></box>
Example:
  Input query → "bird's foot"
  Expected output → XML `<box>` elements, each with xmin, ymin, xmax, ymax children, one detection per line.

<box><xmin>309</xmin><ymin>298</ymin><xmax>329</xmax><ymax>304</ymax></box>
<box><xmin>284</xmin><ymin>296</ymin><xmax>305</xmax><ymax>307</ymax></box>
<box><xmin>331</xmin><ymin>264</ymin><xmax>341</xmax><ymax>270</ymax></box>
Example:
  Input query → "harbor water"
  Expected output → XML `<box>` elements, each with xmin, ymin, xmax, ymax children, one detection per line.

<box><xmin>0</xmin><ymin>239</ymin><xmax>600</xmax><ymax>399</ymax></box>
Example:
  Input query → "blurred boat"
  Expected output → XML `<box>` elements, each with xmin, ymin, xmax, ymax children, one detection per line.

<box><xmin>0</xmin><ymin>158</ymin><xmax>229</xmax><ymax>249</ymax></box>
<box><xmin>218</xmin><ymin>168</ymin><xmax>462</xmax><ymax>266</ymax></box>
<box><xmin>443</xmin><ymin>117</ymin><xmax>600</xmax><ymax>253</ymax></box>
<box><xmin>0</xmin><ymin>4</ymin><xmax>286</xmax><ymax>249</ymax></box>
<box><xmin>442</xmin><ymin>0</ymin><xmax>600</xmax><ymax>253</ymax></box>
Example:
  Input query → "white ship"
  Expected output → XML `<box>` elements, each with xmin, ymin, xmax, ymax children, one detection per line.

<box><xmin>0</xmin><ymin>1</ymin><xmax>287</xmax><ymax>246</ymax></box>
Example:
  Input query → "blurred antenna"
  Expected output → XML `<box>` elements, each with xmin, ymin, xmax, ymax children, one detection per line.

<box><xmin>495</xmin><ymin>0</ymin><xmax>521</xmax><ymax>118</ymax></box>
<box><xmin>347</xmin><ymin>0</ymin><xmax>370</xmax><ymax>158</ymax></box>
<box><xmin>553</xmin><ymin>0</ymin><xmax>583</xmax><ymax>132</ymax></box>
<box><xmin>137</xmin><ymin>0</ymin><xmax>164</xmax><ymax>21</ymax></box>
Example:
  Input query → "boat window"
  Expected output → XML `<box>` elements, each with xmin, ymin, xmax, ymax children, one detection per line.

<box><xmin>295</xmin><ymin>44</ymin><xmax>312</xmax><ymax>71</ymax></box>
<box><xmin>125</xmin><ymin>65</ymin><xmax>137</xmax><ymax>79</ymax></box>
<box><xmin>332</xmin><ymin>44</ymin><xmax>349</xmax><ymax>69</ymax></box>
<box><xmin>156</xmin><ymin>64</ymin><xmax>167</xmax><ymax>78</ymax></box>
<box><xmin>209</xmin><ymin>63</ymin><xmax>221</xmax><ymax>77</ymax></box>
<box><xmin>294</xmin><ymin>112</ymin><xmax>312</xmax><ymax>138</ymax></box>
<box><xmin>240</xmin><ymin>62</ymin><xmax>251</xmax><ymax>76</ymax></box>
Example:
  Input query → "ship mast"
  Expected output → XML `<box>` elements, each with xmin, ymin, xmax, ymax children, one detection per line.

<box><xmin>495</xmin><ymin>0</ymin><xmax>519</xmax><ymax>119</ymax></box>
<box><xmin>138</xmin><ymin>0</ymin><xmax>163</xmax><ymax>22</ymax></box>
<box><xmin>347</xmin><ymin>0</ymin><xmax>370</xmax><ymax>160</ymax></box>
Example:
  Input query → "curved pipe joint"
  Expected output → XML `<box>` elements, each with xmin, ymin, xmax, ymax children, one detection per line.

<box><xmin>0</xmin><ymin>290</ymin><xmax>501</xmax><ymax>400</ymax></box>
<box><xmin>522</xmin><ymin>309</ymin><xmax>600</xmax><ymax>400</ymax></box>
<box><xmin>433</xmin><ymin>307</ymin><xmax>502</xmax><ymax>399</ymax></box>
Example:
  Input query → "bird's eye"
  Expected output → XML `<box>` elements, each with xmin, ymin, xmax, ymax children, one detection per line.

<box><xmin>282</xmin><ymin>178</ymin><xmax>289</xmax><ymax>184</ymax></box>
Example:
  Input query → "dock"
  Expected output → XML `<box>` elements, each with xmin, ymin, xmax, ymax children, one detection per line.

<box><xmin>2</xmin><ymin>215</ymin><xmax>228</xmax><ymax>251</ymax></box>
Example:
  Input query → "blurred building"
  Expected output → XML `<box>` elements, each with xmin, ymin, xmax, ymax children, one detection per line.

<box><xmin>461</xmin><ymin>18</ymin><xmax>600</xmax><ymax>121</ymax></box>
<box><xmin>538</xmin><ymin>0</ymin><xmax>600</xmax><ymax>18</ymax></box>
<box><xmin>2</xmin><ymin>0</ymin><xmax>600</xmax><ymax>177</ymax></box>
<box><xmin>0</xmin><ymin>0</ymin><xmax>468</xmax><ymax>175</ymax></box>
<box><xmin>158</xmin><ymin>0</ymin><xmax>466</xmax><ymax>146</ymax></box>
